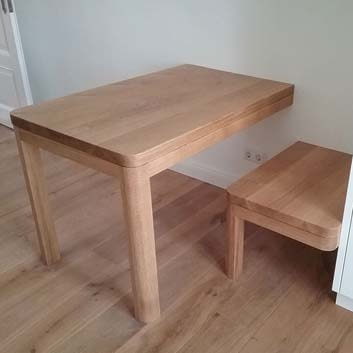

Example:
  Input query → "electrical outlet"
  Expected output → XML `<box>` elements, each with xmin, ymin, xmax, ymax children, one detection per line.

<box><xmin>245</xmin><ymin>151</ymin><xmax>252</xmax><ymax>161</ymax></box>
<box><xmin>244</xmin><ymin>149</ymin><xmax>267</xmax><ymax>164</ymax></box>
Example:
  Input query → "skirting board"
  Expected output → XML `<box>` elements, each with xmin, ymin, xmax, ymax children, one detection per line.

<box><xmin>336</xmin><ymin>293</ymin><xmax>353</xmax><ymax>313</ymax></box>
<box><xmin>171</xmin><ymin>159</ymin><xmax>241</xmax><ymax>189</ymax></box>
<box><xmin>0</xmin><ymin>111</ymin><xmax>13</xmax><ymax>128</ymax></box>
<box><xmin>0</xmin><ymin>117</ymin><xmax>12</xmax><ymax>128</ymax></box>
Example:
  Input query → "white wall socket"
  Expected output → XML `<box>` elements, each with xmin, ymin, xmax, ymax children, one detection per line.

<box><xmin>244</xmin><ymin>150</ymin><xmax>267</xmax><ymax>164</ymax></box>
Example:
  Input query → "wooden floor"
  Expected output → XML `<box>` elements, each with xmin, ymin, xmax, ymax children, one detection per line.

<box><xmin>1</xmin><ymin>124</ymin><xmax>353</xmax><ymax>353</ymax></box>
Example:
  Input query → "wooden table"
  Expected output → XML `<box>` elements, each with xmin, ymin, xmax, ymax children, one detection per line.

<box><xmin>11</xmin><ymin>65</ymin><xmax>294</xmax><ymax>323</ymax></box>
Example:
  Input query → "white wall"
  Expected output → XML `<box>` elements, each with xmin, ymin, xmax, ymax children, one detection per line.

<box><xmin>16</xmin><ymin>0</ymin><xmax>353</xmax><ymax>187</ymax></box>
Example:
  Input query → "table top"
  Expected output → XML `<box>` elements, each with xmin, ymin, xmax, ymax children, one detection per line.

<box><xmin>11</xmin><ymin>65</ymin><xmax>294</xmax><ymax>167</ymax></box>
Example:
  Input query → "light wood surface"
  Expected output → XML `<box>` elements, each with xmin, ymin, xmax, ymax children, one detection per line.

<box><xmin>17</xmin><ymin>127</ymin><xmax>122</xmax><ymax>178</ymax></box>
<box><xmin>10</xmin><ymin>65</ymin><xmax>294</xmax><ymax>322</ymax></box>
<box><xmin>120</xmin><ymin>166</ymin><xmax>160</xmax><ymax>322</ymax></box>
<box><xmin>231</xmin><ymin>204</ymin><xmax>340</xmax><ymax>251</ymax></box>
<box><xmin>226</xmin><ymin>204</ymin><xmax>244</xmax><ymax>279</ymax></box>
<box><xmin>14</xmin><ymin>129</ymin><xmax>60</xmax><ymax>265</ymax></box>
<box><xmin>146</xmin><ymin>93</ymin><xmax>292</xmax><ymax>176</ymax></box>
<box><xmin>228</xmin><ymin>141</ymin><xmax>351</xmax><ymax>238</ymax></box>
<box><xmin>11</xmin><ymin>64</ymin><xmax>294</xmax><ymax>167</ymax></box>
<box><xmin>2</xmin><ymin>126</ymin><xmax>353</xmax><ymax>353</ymax></box>
<box><xmin>227</xmin><ymin>141</ymin><xmax>351</xmax><ymax>280</ymax></box>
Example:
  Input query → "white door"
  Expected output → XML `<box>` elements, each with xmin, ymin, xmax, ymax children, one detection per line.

<box><xmin>0</xmin><ymin>0</ymin><xmax>32</xmax><ymax>127</ymax></box>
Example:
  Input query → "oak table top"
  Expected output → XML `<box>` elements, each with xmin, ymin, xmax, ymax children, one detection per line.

<box><xmin>11</xmin><ymin>64</ymin><xmax>294</xmax><ymax>167</ymax></box>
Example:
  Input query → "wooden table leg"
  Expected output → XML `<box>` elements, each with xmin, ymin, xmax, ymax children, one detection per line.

<box><xmin>15</xmin><ymin>128</ymin><xmax>61</xmax><ymax>265</ymax></box>
<box><xmin>226</xmin><ymin>204</ymin><xmax>244</xmax><ymax>280</ymax></box>
<box><xmin>120</xmin><ymin>166</ymin><xmax>160</xmax><ymax>323</ymax></box>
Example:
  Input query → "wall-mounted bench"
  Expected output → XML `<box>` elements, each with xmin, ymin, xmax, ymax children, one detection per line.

<box><xmin>226</xmin><ymin>141</ymin><xmax>352</xmax><ymax>279</ymax></box>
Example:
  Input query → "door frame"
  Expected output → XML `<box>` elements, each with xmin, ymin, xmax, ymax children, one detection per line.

<box><xmin>0</xmin><ymin>0</ymin><xmax>32</xmax><ymax>128</ymax></box>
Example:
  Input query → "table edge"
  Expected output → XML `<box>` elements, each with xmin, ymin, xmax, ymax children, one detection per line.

<box><xmin>11</xmin><ymin>87</ymin><xmax>294</xmax><ymax>168</ymax></box>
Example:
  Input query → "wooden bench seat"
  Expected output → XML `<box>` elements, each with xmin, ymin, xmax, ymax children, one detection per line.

<box><xmin>226</xmin><ymin>141</ymin><xmax>352</xmax><ymax>279</ymax></box>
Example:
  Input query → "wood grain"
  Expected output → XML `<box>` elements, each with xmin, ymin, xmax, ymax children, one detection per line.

<box><xmin>227</xmin><ymin>142</ymin><xmax>351</xmax><ymax>280</ymax></box>
<box><xmin>17</xmin><ymin>128</ymin><xmax>122</xmax><ymax>178</ymax></box>
<box><xmin>231</xmin><ymin>204</ymin><xmax>340</xmax><ymax>251</ymax></box>
<box><xmin>226</xmin><ymin>204</ymin><xmax>244</xmax><ymax>279</ymax></box>
<box><xmin>14</xmin><ymin>127</ymin><xmax>60</xmax><ymax>265</ymax></box>
<box><xmin>146</xmin><ymin>94</ymin><xmax>293</xmax><ymax>176</ymax></box>
<box><xmin>120</xmin><ymin>166</ymin><xmax>160</xmax><ymax>323</ymax></box>
<box><xmin>11</xmin><ymin>64</ymin><xmax>294</xmax><ymax>167</ymax></box>
<box><xmin>228</xmin><ymin>141</ymin><xmax>351</xmax><ymax>238</ymax></box>
<box><xmin>10</xmin><ymin>65</ymin><xmax>294</xmax><ymax>323</ymax></box>
<box><xmin>1</xmin><ymin>126</ymin><xmax>353</xmax><ymax>353</ymax></box>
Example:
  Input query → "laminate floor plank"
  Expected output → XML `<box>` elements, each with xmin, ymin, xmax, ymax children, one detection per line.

<box><xmin>0</xmin><ymin>125</ymin><xmax>352</xmax><ymax>353</ymax></box>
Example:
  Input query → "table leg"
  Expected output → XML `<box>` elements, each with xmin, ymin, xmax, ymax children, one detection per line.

<box><xmin>120</xmin><ymin>166</ymin><xmax>160</xmax><ymax>323</ymax></box>
<box><xmin>15</xmin><ymin>129</ymin><xmax>61</xmax><ymax>265</ymax></box>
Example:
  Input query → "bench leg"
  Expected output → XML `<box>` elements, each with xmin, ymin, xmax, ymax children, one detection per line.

<box><xmin>15</xmin><ymin>128</ymin><xmax>61</xmax><ymax>265</ymax></box>
<box><xmin>226</xmin><ymin>204</ymin><xmax>244</xmax><ymax>280</ymax></box>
